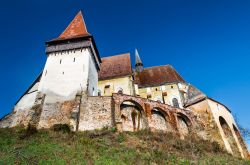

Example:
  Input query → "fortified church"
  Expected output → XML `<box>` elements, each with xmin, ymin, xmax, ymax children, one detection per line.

<box><xmin>0</xmin><ymin>11</ymin><xmax>248</xmax><ymax>158</ymax></box>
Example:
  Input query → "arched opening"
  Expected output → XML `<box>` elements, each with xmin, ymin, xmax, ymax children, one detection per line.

<box><xmin>177</xmin><ymin>113</ymin><xmax>190</xmax><ymax>136</ymax></box>
<box><xmin>172</xmin><ymin>98</ymin><xmax>179</xmax><ymax>108</ymax></box>
<box><xmin>219</xmin><ymin>117</ymin><xmax>241</xmax><ymax>157</ymax></box>
<box><xmin>233</xmin><ymin>124</ymin><xmax>248</xmax><ymax>157</ymax></box>
<box><xmin>149</xmin><ymin>108</ymin><xmax>169</xmax><ymax>132</ymax></box>
<box><xmin>120</xmin><ymin>100</ymin><xmax>147</xmax><ymax>132</ymax></box>
<box><xmin>97</xmin><ymin>89</ymin><xmax>101</xmax><ymax>96</ymax></box>
<box><xmin>117</xmin><ymin>87</ymin><xmax>123</xmax><ymax>94</ymax></box>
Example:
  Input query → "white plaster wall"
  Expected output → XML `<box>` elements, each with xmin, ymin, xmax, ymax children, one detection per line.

<box><xmin>38</xmin><ymin>48</ymin><xmax>97</xmax><ymax>102</ymax></box>
<box><xmin>208</xmin><ymin>99</ymin><xmax>245</xmax><ymax>158</ymax></box>
<box><xmin>15</xmin><ymin>82</ymin><xmax>40</xmax><ymax>111</ymax></box>
<box><xmin>164</xmin><ymin>84</ymin><xmax>183</xmax><ymax>109</ymax></box>
<box><xmin>87</xmin><ymin>54</ymin><xmax>98</xmax><ymax>96</ymax></box>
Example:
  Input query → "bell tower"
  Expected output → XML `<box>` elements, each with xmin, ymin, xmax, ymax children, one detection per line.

<box><xmin>38</xmin><ymin>11</ymin><xmax>101</xmax><ymax>102</ymax></box>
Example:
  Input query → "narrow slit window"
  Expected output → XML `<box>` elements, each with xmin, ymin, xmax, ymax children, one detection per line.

<box><xmin>60</xmin><ymin>59</ymin><xmax>62</xmax><ymax>64</ymax></box>
<box><xmin>73</xmin><ymin>58</ymin><xmax>75</xmax><ymax>62</ymax></box>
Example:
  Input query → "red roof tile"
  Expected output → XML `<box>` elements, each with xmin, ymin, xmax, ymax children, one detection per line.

<box><xmin>98</xmin><ymin>53</ymin><xmax>133</xmax><ymax>80</ymax></box>
<box><xmin>57</xmin><ymin>11</ymin><xmax>90</xmax><ymax>41</ymax></box>
<box><xmin>134</xmin><ymin>65</ymin><xmax>185</xmax><ymax>87</ymax></box>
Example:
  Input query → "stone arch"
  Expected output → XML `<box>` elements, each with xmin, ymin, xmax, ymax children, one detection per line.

<box><xmin>177</xmin><ymin>113</ymin><xmax>191</xmax><ymax>136</ymax></box>
<box><xmin>219</xmin><ymin>116</ymin><xmax>241</xmax><ymax>157</ymax></box>
<box><xmin>120</xmin><ymin>100</ymin><xmax>147</xmax><ymax>132</ymax></box>
<box><xmin>232</xmin><ymin>124</ymin><xmax>248</xmax><ymax>157</ymax></box>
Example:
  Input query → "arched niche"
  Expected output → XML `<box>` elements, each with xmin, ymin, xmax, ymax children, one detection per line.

<box><xmin>149</xmin><ymin>108</ymin><xmax>168</xmax><ymax>131</ymax></box>
<box><xmin>219</xmin><ymin>116</ymin><xmax>241</xmax><ymax>157</ymax></box>
<box><xmin>120</xmin><ymin>100</ymin><xmax>147</xmax><ymax>132</ymax></box>
<box><xmin>177</xmin><ymin>113</ymin><xmax>191</xmax><ymax>136</ymax></box>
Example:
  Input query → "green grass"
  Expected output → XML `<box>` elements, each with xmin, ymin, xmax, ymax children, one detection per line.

<box><xmin>0</xmin><ymin>127</ymin><xmax>249</xmax><ymax>165</ymax></box>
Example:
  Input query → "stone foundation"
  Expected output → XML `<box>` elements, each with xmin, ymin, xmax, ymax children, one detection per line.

<box><xmin>0</xmin><ymin>93</ymin><xmax>248</xmax><ymax>159</ymax></box>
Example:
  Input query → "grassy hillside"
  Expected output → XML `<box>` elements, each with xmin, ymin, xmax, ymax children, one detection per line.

<box><xmin>0</xmin><ymin>127</ymin><xmax>249</xmax><ymax>165</ymax></box>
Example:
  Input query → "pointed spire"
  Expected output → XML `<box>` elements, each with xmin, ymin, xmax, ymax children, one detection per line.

<box><xmin>58</xmin><ymin>11</ymin><xmax>90</xmax><ymax>40</ymax></box>
<box><xmin>135</xmin><ymin>49</ymin><xmax>142</xmax><ymax>64</ymax></box>
<box><xmin>135</xmin><ymin>49</ymin><xmax>143</xmax><ymax>72</ymax></box>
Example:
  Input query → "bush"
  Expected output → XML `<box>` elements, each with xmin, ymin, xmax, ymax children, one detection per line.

<box><xmin>53</xmin><ymin>124</ymin><xmax>71</xmax><ymax>133</ymax></box>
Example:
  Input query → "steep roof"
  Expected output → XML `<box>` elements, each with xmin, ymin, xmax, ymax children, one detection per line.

<box><xmin>134</xmin><ymin>65</ymin><xmax>185</xmax><ymax>87</ymax></box>
<box><xmin>52</xmin><ymin>11</ymin><xmax>90</xmax><ymax>41</ymax></box>
<box><xmin>184</xmin><ymin>85</ymin><xmax>206</xmax><ymax>106</ymax></box>
<box><xmin>98</xmin><ymin>53</ymin><xmax>133</xmax><ymax>80</ymax></box>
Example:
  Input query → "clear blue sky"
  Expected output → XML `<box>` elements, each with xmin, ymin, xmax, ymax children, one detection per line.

<box><xmin>0</xmin><ymin>0</ymin><xmax>249</xmax><ymax>148</ymax></box>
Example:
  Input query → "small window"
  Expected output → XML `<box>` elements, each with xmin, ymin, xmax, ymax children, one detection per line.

<box><xmin>117</xmin><ymin>87</ymin><xmax>123</xmax><ymax>94</ymax></box>
<box><xmin>155</xmin><ymin>88</ymin><xmax>158</xmax><ymax>91</ymax></box>
<box><xmin>104</xmin><ymin>85</ymin><xmax>111</xmax><ymax>95</ymax></box>
<box><xmin>45</xmin><ymin>70</ymin><xmax>47</xmax><ymax>76</ymax></box>
<box><xmin>60</xmin><ymin>59</ymin><xmax>62</xmax><ymax>64</ymax></box>
<box><xmin>97</xmin><ymin>90</ymin><xmax>101</xmax><ymax>96</ymax></box>
<box><xmin>62</xmin><ymin>71</ymin><xmax>64</xmax><ymax>75</ymax></box>
<box><xmin>171</xmin><ymin>86</ymin><xmax>174</xmax><ymax>89</ymax></box>
<box><xmin>172</xmin><ymin>98</ymin><xmax>179</xmax><ymax>108</ymax></box>
<box><xmin>147</xmin><ymin>94</ymin><xmax>152</xmax><ymax>99</ymax></box>
<box><xmin>73</xmin><ymin>58</ymin><xmax>75</xmax><ymax>62</ymax></box>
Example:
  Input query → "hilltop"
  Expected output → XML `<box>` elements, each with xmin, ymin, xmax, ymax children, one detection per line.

<box><xmin>0</xmin><ymin>127</ymin><xmax>249</xmax><ymax>164</ymax></box>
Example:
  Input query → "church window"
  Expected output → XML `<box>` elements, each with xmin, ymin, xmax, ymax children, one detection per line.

<box><xmin>117</xmin><ymin>87</ymin><xmax>123</xmax><ymax>94</ymax></box>
<box><xmin>171</xmin><ymin>86</ymin><xmax>174</xmax><ymax>89</ymax></box>
<box><xmin>104</xmin><ymin>85</ymin><xmax>111</xmax><ymax>95</ymax></box>
<box><xmin>73</xmin><ymin>58</ymin><xmax>75</xmax><ymax>62</ymax></box>
<box><xmin>60</xmin><ymin>59</ymin><xmax>62</xmax><ymax>64</ymax></box>
<box><xmin>155</xmin><ymin>88</ymin><xmax>158</xmax><ymax>91</ymax></box>
<box><xmin>97</xmin><ymin>90</ymin><xmax>101</xmax><ymax>96</ymax></box>
<box><xmin>147</xmin><ymin>94</ymin><xmax>152</xmax><ymax>99</ymax></box>
<box><xmin>172</xmin><ymin>98</ymin><xmax>179</xmax><ymax>108</ymax></box>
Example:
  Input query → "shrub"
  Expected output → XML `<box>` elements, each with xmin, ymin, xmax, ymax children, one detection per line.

<box><xmin>53</xmin><ymin>124</ymin><xmax>71</xmax><ymax>133</ymax></box>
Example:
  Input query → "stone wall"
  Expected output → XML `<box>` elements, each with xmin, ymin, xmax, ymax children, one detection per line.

<box><xmin>38</xmin><ymin>100</ymin><xmax>78</xmax><ymax>129</ymax></box>
<box><xmin>78</xmin><ymin>96</ymin><xmax>113</xmax><ymax>131</ymax></box>
<box><xmin>0</xmin><ymin>92</ymin><xmax>248</xmax><ymax>159</ymax></box>
<box><xmin>187</xmin><ymin>98</ymin><xmax>249</xmax><ymax>158</ymax></box>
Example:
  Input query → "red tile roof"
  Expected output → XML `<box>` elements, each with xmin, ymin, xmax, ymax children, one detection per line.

<box><xmin>134</xmin><ymin>65</ymin><xmax>185</xmax><ymax>87</ymax></box>
<box><xmin>98</xmin><ymin>53</ymin><xmax>133</xmax><ymax>80</ymax></box>
<box><xmin>55</xmin><ymin>11</ymin><xmax>90</xmax><ymax>41</ymax></box>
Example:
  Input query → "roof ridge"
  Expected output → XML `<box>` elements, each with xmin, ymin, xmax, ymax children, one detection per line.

<box><xmin>101</xmin><ymin>52</ymin><xmax>130</xmax><ymax>59</ymax></box>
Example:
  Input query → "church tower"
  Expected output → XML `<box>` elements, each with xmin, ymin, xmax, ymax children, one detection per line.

<box><xmin>38</xmin><ymin>11</ymin><xmax>101</xmax><ymax>102</ymax></box>
<box><xmin>135</xmin><ymin>49</ymin><xmax>143</xmax><ymax>72</ymax></box>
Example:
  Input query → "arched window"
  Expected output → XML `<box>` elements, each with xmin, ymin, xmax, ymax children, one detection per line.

<box><xmin>172</xmin><ymin>98</ymin><xmax>179</xmax><ymax>108</ymax></box>
<box><xmin>97</xmin><ymin>89</ymin><xmax>101</xmax><ymax>96</ymax></box>
<box><xmin>117</xmin><ymin>87</ymin><xmax>123</xmax><ymax>94</ymax></box>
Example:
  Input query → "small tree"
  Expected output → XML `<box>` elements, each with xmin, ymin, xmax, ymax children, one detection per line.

<box><xmin>234</xmin><ymin>113</ymin><xmax>250</xmax><ymax>141</ymax></box>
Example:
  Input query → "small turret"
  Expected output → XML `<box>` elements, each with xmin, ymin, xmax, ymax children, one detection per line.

<box><xmin>135</xmin><ymin>49</ymin><xmax>143</xmax><ymax>72</ymax></box>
